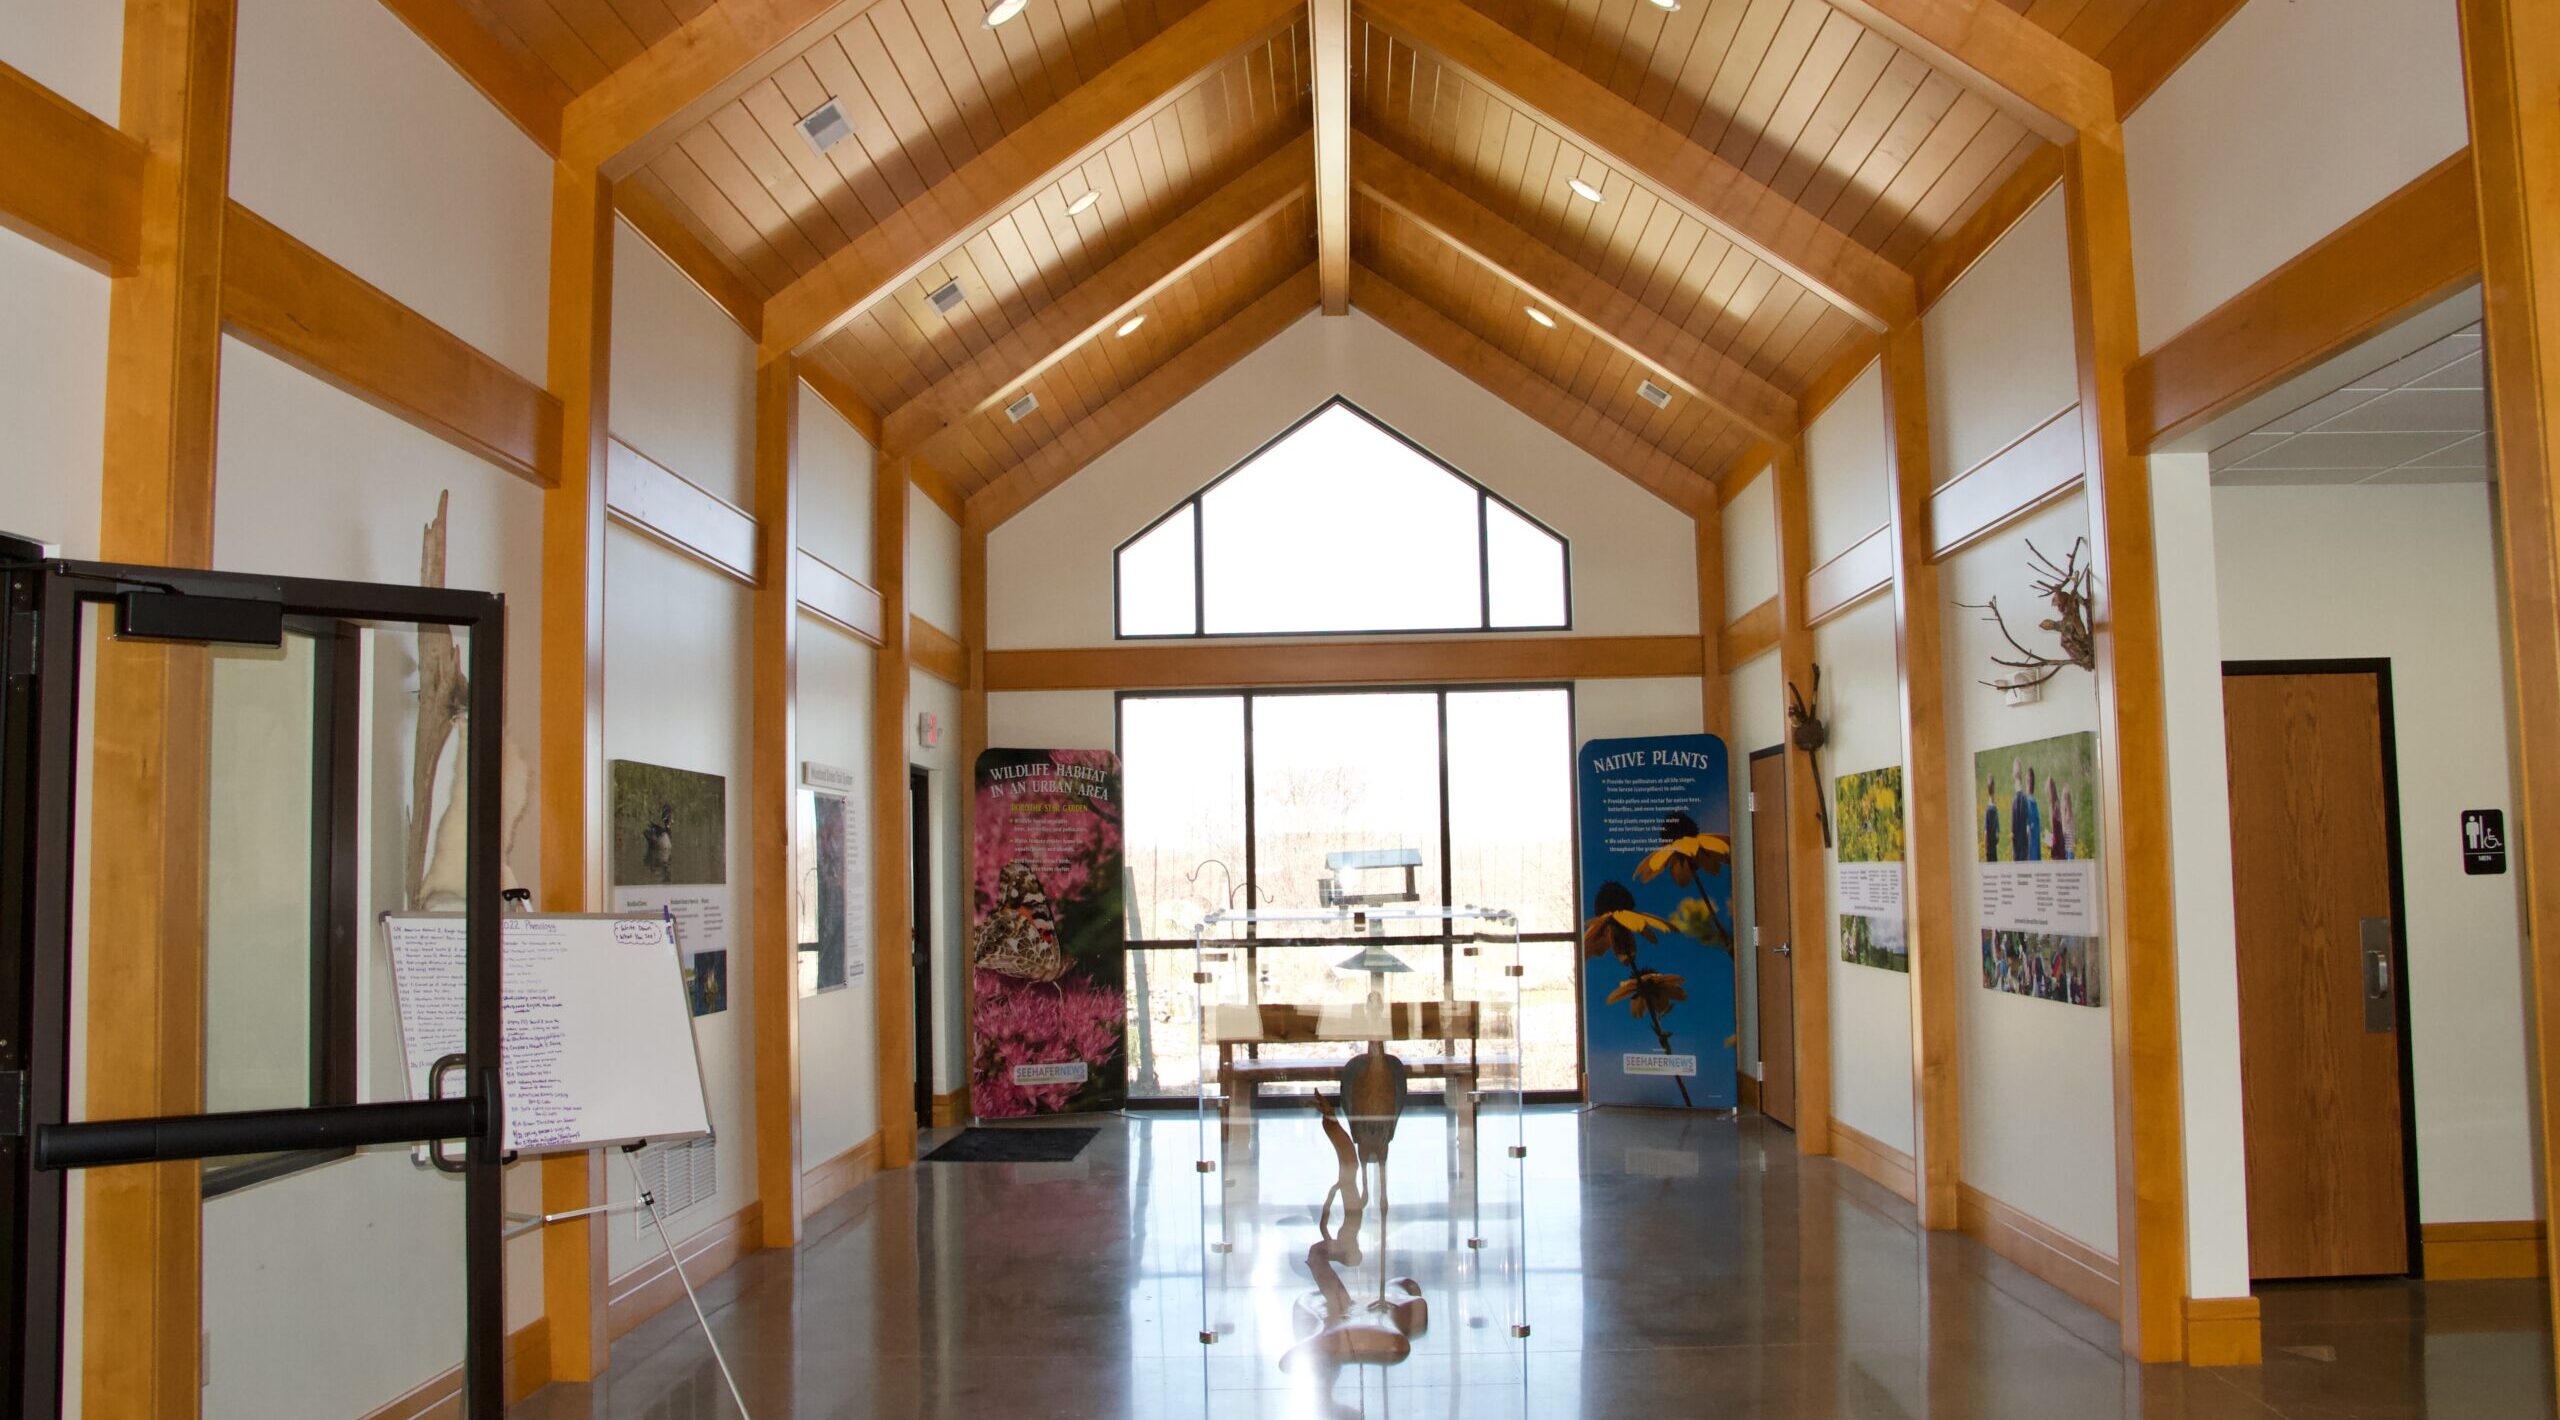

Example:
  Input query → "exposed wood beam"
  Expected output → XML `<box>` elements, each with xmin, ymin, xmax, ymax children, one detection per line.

<box><xmin>2102</xmin><ymin>0</ymin><xmax>2248</xmax><ymax>119</ymax></box>
<box><xmin>1770</xmin><ymin>440</ymin><xmax>1834</xmax><ymax>1156</ymax></box>
<box><xmin>1354</xmin><ymin>129</ymin><xmax>1797</xmax><ymax>440</ymax></box>
<box><xmin>880</xmin><ymin>132</ymin><xmax>1313</xmax><ymax>461</ymax></box>
<box><xmin>872</xmin><ymin>456</ymin><xmax>916</xmax><ymax>1169</ymax></box>
<box><xmin>910</xmin><ymin>614</ymin><xmax>965</xmax><ymax>686</ymax></box>
<box><xmin>1878</xmin><ymin>320</ymin><xmax>1959</xmax><ymax>1232</ymax></box>
<box><xmin>969</xmin><ymin>264</ymin><xmax>1319</xmax><ymax>529</ymax></box>
<box><xmin>222</xmin><ymin>202</ymin><xmax>564</xmax><ymax>486</ymax></box>
<box><xmin>1312</xmin><ymin>0</ymin><xmax>1351</xmax><ymax>313</ymax></box>
<box><xmin>88</xmin><ymin>1</ymin><xmax>233</xmax><ymax>1412</ymax></box>
<box><xmin>985</xmin><ymin>634</ymin><xmax>1701</xmax><ymax>691</ymax></box>
<box><xmin>2063</xmin><ymin>131</ymin><xmax>2187</xmax><ymax>1362</ymax></box>
<box><xmin>376</xmin><ymin>0</ymin><xmax>567</xmax><ymax>154</ymax></box>
<box><xmin>908</xmin><ymin>458</ymin><xmax>965</xmax><ymax>524</ymax></box>
<box><xmin>761</xmin><ymin>0</ymin><xmax>1300</xmax><ymax>356</ymax></box>
<box><xmin>1696</xmin><ymin>496</ymin><xmax>1729</xmax><ymax>746</ymax></box>
<box><xmin>2126</xmin><ymin>149</ymin><xmax>2479</xmax><ymax>449</ymax></box>
<box><xmin>1350</xmin><ymin>264</ymin><xmax>1717</xmax><ymax>513</ymax></box>
<box><xmin>0</xmin><ymin>59</ymin><xmax>143</xmax><ymax>274</ymax></box>
<box><xmin>617</xmin><ymin>182</ymin><xmax>762</xmax><ymax>341</ymax></box>
<box><xmin>2457</xmin><ymin>0</ymin><xmax>2560</xmax><ymax>1351</ymax></box>
<box><xmin>749</xmin><ymin>355</ymin><xmax>803</xmax><ymax>1249</ymax></box>
<box><xmin>1816</xmin><ymin>0</ymin><xmax>2115</xmax><ymax>140</ymax></box>
<box><xmin>1912</xmin><ymin>144</ymin><xmax>2065</xmax><ymax>313</ymax></box>
<box><xmin>1363</xmin><ymin>0</ymin><xmax>1914</xmax><ymax>329</ymax></box>
<box><xmin>562</xmin><ymin>0</ymin><xmax>878</xmax><ymax>176</ymax></box>
<box><xmin>1720</xmin><ymin>596</ymin><xmax>1778</xmax><ymax>665</ymax></box>
<box><xmin>537</xmin><ymin>161</ymin><xmax>616</xmax><ymax>1385</ymax></box>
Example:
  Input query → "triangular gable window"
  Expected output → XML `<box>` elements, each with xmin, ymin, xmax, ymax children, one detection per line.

<box><xmin>1115</xmin><ymin>398</ymin><xmax>1570</xmax><ymax>638</ymax></box>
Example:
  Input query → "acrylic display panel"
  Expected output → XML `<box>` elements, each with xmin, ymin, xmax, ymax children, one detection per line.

<box><xmin>1191</xmin><ymin>907</ymin><xmax>1529</xmax><ymax>1412</ymax></box>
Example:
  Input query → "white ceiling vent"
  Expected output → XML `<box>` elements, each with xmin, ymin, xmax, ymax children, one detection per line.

<box><xmin>1637</xmin><ymin>379</ymin><xmax>1673</xmax><ymax>410</ymax></box>
<box><xmin>926</xmin><ymin>277</ymin><xmax>967</xmax><ymax>315</ymax></box>
<box><xmin>795</xmin><ymin>99</ymin><xmax>853</xmax><ymax>155</ymax></box>
<box><xmin>1005</xmin><ymin>391</ymin><xmax>1040</xmax><ymax>422</ymax></box>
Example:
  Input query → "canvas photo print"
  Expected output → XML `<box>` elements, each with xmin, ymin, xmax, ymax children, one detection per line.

<box><xmin>1834</xmin><ymin>765</ymin><xmax>1908</xmax><ymax>972</ymax></box>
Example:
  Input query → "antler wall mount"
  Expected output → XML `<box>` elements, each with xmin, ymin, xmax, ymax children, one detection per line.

<box><xmin>1785</xmin><ymin>665</ymin><xmax>1833</xmax><ymax>849</ymax></box>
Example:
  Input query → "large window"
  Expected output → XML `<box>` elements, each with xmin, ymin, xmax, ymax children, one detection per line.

<box><xmin>1119</xmin><ymin>686</ymin><xmax>1581</xmax><ymax>1097</ymax></box>
<box><xmin>1114</xmin><ymin>398</ymin><xmax>1570</xmax><ymax>638</ymax></box>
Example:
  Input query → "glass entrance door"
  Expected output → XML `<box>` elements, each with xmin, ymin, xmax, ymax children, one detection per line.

<box><xmin>1</xmin><ymin>549</ymin><xmax>510</xmax><ymax>1419</ymax></box>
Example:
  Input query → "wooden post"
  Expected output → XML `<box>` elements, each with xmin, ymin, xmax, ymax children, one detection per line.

<box><xmin>959</xmin><ymin>513</ymin><xmax>990</xmax><ymax>1117</ymax></box>
<box><xmin>2455</xmin><ymin>0</ymin><xmax>2560</xmax><ymax>1369</ymax></box>
<box><xmin>874</xmin><ymin>457</ymin><xmax>917</xmax><ymax>1167</ymax></box>
<box><xmin>537</xmin><ymin>157</ymin><xmax>613</xmax><ymax>1382</ymax></box>
<box><xmin>1696</xmin><ymin>496</ymin><xmax>1730</xmax><ymax>742</ymax></box>
<box><xmin>1770</xmin><ymin>441</ymin><xmax>1833</xmax><ymax>1156</ymax></box>
<box><xmin>87</xmin><ymin>0</ymin><xmax>234</xmax><ymax>1410</ymax></box>
<box><xmin>751</xmin><ymin>356</ymin><xmax>803</xmax><ymax>1244</ymax></box>
<box><xmin>2061</xmin><ymin>130</ymin><xmax>2188</xmax><ymax>1363</ymax></box>
<box><xmin>1878</xmin><ymin>321</ymin><xmax>1960</xmax><ymax>1230</ymax></box>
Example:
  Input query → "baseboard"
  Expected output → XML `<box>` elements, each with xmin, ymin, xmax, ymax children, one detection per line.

<box><xmin>2422</xmin><ymin>1220</ymin><xmax>2548</xmax><ymax>1280</ymax></box>
<box><xmin>606</xmin><ymin>1200</ymin><xmax>764</xmax><ymax>1340</ymax></box>
<box><xmin>802</xmin><ymin>1133</ymin><xmax>883</xmax><ymax>1217</ymax></box>
<box><xmin>2185</xmin><ymin>1296</ymin><xmax>2263</xmax><ymax>1366</ymax></box>
<box><xmin>356</xmin><ymin>1316</ymin><xmax>551</xmax><ymax>1420</ymax></box>
<box><xmin>1827</xmin><ymin>1121</ymin><xmax>1917</xmax><ymax>1203</ymax></box>
<box><xmin>1737</xmin><ymin>1073</ymin><xmax>1762</xmax><ymax>1112</ymax></box>
<box><xmin>932</xmin><ymin>1087</ymin><xmax>971</xmax><ymax>1127</ymax></box>
<box><xmin>1957</xmin><ymin>1184</ymin><xmax>2121</xmax><ymax>1320</ymax></box>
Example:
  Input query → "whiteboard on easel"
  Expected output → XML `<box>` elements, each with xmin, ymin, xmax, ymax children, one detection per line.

<box><xmin>383</xmin><ymin>912</ymin><xmax>713</xmax><ymax>1155</ymax></box>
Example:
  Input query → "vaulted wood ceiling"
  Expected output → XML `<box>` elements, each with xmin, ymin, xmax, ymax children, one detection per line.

<box><xmin>403</xmin><ymin>0</ymin><xmax>2225</xmax><ymax>522</ymax></box>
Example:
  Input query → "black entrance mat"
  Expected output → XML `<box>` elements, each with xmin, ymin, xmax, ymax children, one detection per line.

<box><xmin>921</xmin><ymin>1126</ymin><xmax>1099</xmax><ymax>1164</ymax></box>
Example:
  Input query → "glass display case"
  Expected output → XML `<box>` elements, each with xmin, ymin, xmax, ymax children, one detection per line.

<box><xmin>1190</xmin><ymin>905</ymin><xmax>1528</xmax><ymax>1412</ymax></box>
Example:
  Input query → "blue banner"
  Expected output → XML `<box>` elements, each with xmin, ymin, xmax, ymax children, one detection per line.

<box><xmin>1576</xmin><ymin>734</ymin><xmax>1737</xmax><ymax>1109</ymax></box>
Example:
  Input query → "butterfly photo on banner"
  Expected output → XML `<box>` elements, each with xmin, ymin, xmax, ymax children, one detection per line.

<box><xmin>974</xmin><ymin>860</ymin><xmax>1070</xmax><ymax>983</ymax></box>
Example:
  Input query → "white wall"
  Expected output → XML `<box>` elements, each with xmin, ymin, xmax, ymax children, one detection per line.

<box><xmin>910</xmin><ymin>497</ymin><xmax>962</xmax><ymax>634</ymax></box>
<box><xmin>612</xmin><ymin>222</ymin><xmax>755</xmax><ymax>506</ymax></box>
<box><xmin>2212</xmin><ymin>481</ymin><xmax>2536</xmax><ymax>1225</ymax></box>
<box><xmin>1722</xmin><ymin>470</ymin><xmax>1777</xmax><ymax>613</ymax></box>
<box><xmin>229</xmin><ymin>0</ymin><xmax>551</xmax><ymax>379</ymax></box>
<box><xmin>2124</xmin><ymin>0</ymin><xmax>2471</xmax><ymax>350</ymax></box>
<box><xmin>0</xmin><ymin>233</ymin><xmax>110</xmax><ymax>557</ymax></box>
<box><xmin>2152</xmin><ymin>452</ymin><xmax>2253</xmax><ymax>1300</ymax></box>
<box><xmin>800</xmin><ymin>391</ymin><xmax>875</xmax><ymax>580</ymax></box>
<box><xmin>1923</xmin><ymin>192</ymin><xmax>2077</xmax><ymax>483</ymax></box>
<box><xmin>989</xmin><ymin>310</ymin><xmax>1698</xmax><ymax>650</ymax></box>
<box><xmin>1814</xmin><ymin>595</ymin><xmax>1913</xmax><ymax>1153</ymax></box>
<box><xmin>1805</xmin><ymin>362</ymin><xmax>1888</xmax><ymax>564</ymax></box>
<box><xmin>990</xmin><ymin>690</ymin><xmax>1117</xmax><ymax>752</ymax></box>
<box><xmin>0</xmin><ymin>2</ymin><xmax>120</xmax><ymax>122</ymax></box>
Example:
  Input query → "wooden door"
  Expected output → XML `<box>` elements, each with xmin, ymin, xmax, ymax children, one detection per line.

<box><xmin>2224</xmin><ymin>668</ymin><xmax>2410</xmax><ymax>1278</ymax></box>
<box><xmin>1750</xmin><ymin>749</ymin><xmax>1797</xmax><ymax>1128</ymax></box>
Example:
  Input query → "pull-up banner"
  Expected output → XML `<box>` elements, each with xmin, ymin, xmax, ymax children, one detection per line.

<box><xmin>1576</xmin><ymin>734</ymin><xmax>1738</xmax><ymax>1109</ymax></box>
<box><xmin>969</xmin><ymin>748</ymin><xmax>1129</xmax><ymax>1117</ymax></box>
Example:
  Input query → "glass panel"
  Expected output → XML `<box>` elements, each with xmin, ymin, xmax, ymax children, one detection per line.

<box><xmin>1249</xmin><ymin>692</ymin><xmax>1442</xmax><ymax>935</ymax></box>
<box><xmin>1517</xmin><ymin>942</ymin><xmax>1581</xmax><ymax>1094</ymax></box>
<box><xmin>1194</xmin><ymin>909</ymin><xmax>1529</xmax><ymax>1411</ymax></box>
<box><xmin>1200</xmin><ymin>404</ymin><xmax>1483</xmax><ymax>633</ymax></box>
<box><xmin>1445</xmin><ymin>688</ymin><xmax>1575</xmax><ymax>934</ymax></box>
<box><xmin>1121</xmin><ymin>695</ymin><xmax>1246</xmax><ymax>1098</ymax></box>
<box><xmin>1116</xmin><ymin>505</ymin><xmax>1197</xmax><ymax>636</ymax></box>
<box><xmin>204</xmin><ymin>632</ymin><xmax>321</xmax><ymax>1114</ymax></box>
<box><xmin>1485</xmin><ymin>496</ymin><xmax>1568</xmax><ymax>627</ymax></box>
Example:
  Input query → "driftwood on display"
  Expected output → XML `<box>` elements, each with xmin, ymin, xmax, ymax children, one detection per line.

<box><xmin>405</xmin><ymin>491</ymin><xmax>469</xmax><ymax>910</ymax></box>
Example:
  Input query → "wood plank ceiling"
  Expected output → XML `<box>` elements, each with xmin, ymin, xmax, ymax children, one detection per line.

<box><xmin>421</xmin><ymin>0</ymin><xmax>2202</xmax><ymax>516</ymax></box>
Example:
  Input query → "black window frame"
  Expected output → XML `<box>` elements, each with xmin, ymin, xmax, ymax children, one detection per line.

<box><xmin>1111</xmin><ymin>396</ymin><xmax>1574</xmax><ymax>641</ymax></box>
<box><xmin>1115</xmin><ymin>681</ymin><xmax>1586</xmax><ymax>1103</ymax></box>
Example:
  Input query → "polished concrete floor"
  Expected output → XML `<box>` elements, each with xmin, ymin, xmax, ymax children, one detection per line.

<box><xmin>513</xmin><ymin>1109</ymin><xmax>2555</xmax><ymax>1418</ymax></box>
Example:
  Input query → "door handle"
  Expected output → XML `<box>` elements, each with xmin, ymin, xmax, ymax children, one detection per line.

<box><xmin>1771</xmin><ymin>943</ymin><xmax>1793</xmax><ymax>957</ymax></box>
<box><xmin>2359</xmin><ymin>917</ymin><xmax>2395</xmax><ymax>1033</ymax></box>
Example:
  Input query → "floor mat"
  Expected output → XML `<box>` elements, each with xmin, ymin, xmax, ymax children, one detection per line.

<box><xmin>921</xmin><ymin>1127</ymin><xmax>1099</xmax><ymax>1164</ymax></box>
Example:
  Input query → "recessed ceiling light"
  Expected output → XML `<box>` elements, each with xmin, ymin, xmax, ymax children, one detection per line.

<box><xmin>1065</xmin><ymin>190</ymin><xmax>1101</xmax><ymax>217</ymax></box>
<box><xmin>1006</xmin><ymin>391</ymin><xmax>1040</xmax><ymax>422</ymax></box>
<box><xmin>1568</xmin><ymin>177</ymin><xmax>1606</xmax><ymax>203</ymax></box>
<box><xmin>926</xmin><ymin>277</ymin><xmax>966</xmax><ymax>315</ymax></box>
<box><xmin>1525</xmin><ymin>306</ymin><xmax>1556</xmax><ymax>328</ymax></box>
<box><xmin>1115</xmin><ymin>314</ymin><xmax>1147</xmax><ymax>338</ymax></box>
<box><xmin>1647</xmin><ymin>0</ymin><xmax>1680</xmax><ymax>10</ymax></box>
<box><xmin>1638</xmin><ymin>379</ymin><xmax>1672</xmax><ymax>409</ymax></box>
<box><xmin>983</xmin><ymin>0</ymin><xmax>1028</xmax><ymax>26</ymax></box>
<box><xmin>794</xmin><ymin>99</ymin><xmax>853</xmax><ymax>155</ymax></box>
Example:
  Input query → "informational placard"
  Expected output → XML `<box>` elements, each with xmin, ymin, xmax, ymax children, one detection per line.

<box><xmin>1835</xmin><ymin>766</ymin><xmax>1908</xmax><ymax>972</ymax></box>
<box><xmin>383</xmin><ymin>913</ymin><xmax>712</xmax><ymax>1155</ymax></box>
<box><xmin>2464</xmin><ymin>809</ymin><xmax>2508</xmax><ymax>876</ymax></box>
<box><xmin>796</xmin><ymin>787</ymin><xmax>866</xmax><ymax>996</ymax></box>
<box><xmin>1974</xmin><ymin>731</ymin><xmax>2104</xmax><ymax>1006</ymax></box>
<box><xmin>970</xmin><ymin>748</ymin><xmax>1128</xmax><ymax>1117</ymax></box>
<box><xmin>609</xmin><ymin>759</ymin><xmax>732</xmax><ymax>1016</ymax></box>
<box><xmin>1575</xmin><ymin>734</ymin><xmax>1738</xmax><ymax>1110</ymax></box>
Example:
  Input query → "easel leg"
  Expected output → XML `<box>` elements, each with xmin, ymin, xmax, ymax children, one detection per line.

<box><xmin>622</xmin><ymin>1146</ymin><xmax>754</xmax><ymax>1418</ymax></box>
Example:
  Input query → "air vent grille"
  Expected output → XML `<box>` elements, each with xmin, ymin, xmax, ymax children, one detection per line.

<box><xmin>1005</xmin><ymin>392</ymin><xmax>1040</xmax><ymax>422</ymax></box>
<box><xmin>927</xmin><ymin>278</ymin><xmax>966</xmax><ymax>315</ymax></box>
<box><xmin>1637</xmin><ymin>380</ymin><xmax>1672</xmax><ymax>409</ymax></box>
<box><xmin>795</xmin><ymin>100</ymin><xmax>852</xmax><ymax>155</ymax></box>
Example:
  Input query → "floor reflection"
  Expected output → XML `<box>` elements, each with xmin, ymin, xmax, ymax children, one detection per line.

<box><xmin>511</xmin><ymin>1110</ymin><xmax>2555</xmax><ymax>1419</ymax></box>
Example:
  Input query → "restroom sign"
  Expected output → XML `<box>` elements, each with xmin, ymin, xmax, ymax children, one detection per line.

<box><xmin>2463</xmin><ymin>809</ymin><xmax>2507</xmax><ymax>875</ymax></box>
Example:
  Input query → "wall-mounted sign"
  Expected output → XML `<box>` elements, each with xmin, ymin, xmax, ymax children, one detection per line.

<box><xmin>801</xmin><ymin>760</ymin><xmax>857</xmax><ymax>793</ymax></box>
<box><xmin>917</xmin><ymin>711</ymin><xmax>943</xmax><ymax>750</ymax></box>
<box><xmin>2464</xmin><ymin>809</ymin><xmax>2507</xmax><ymax>875</ymax></box>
